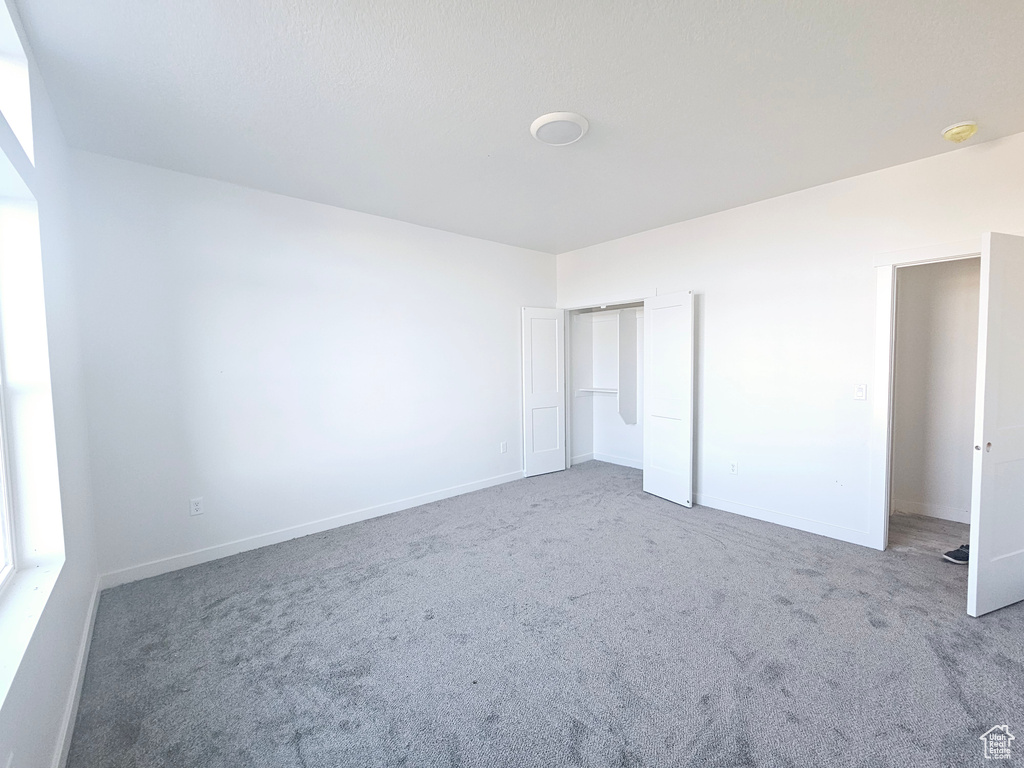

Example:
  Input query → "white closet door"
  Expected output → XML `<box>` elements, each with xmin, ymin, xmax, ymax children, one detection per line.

<box><xmin>968</xmin><ymin>233</ymin><xmax>1024</xmax><ymax>617</ymax></box>
<box><xmin>643</xmin><ymin>291</ymin><xmax>694</xmax><ymax>506</ymax></box>
<box><xmin>522</xmin><ymin>308</ymin><xmax>566</xmax><ymax>477</ymax></box>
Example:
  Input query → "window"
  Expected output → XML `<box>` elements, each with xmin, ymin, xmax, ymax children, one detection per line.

<box><xmin>0</xmin><ymin>7</ymin><xmax>31</xmax><ymax>164</ymax></box>
<box><xmin>0</xmin><ymin>196</ymin><xmax>57</xmax><ymax>582</ymax></box>
<box><xmin>0</xmin><ymin>3</ymin><xmax>29</xmax><ymax>596</ymax></box>
<box><xmin>0</xmin><ymin>0</ymin><xmax>65</xmax><ymax>711</ymax></box>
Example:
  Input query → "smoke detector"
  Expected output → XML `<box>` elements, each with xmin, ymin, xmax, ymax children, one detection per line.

<box><xmin>942</xmin><ymin>121</ymin><xmax>978</xmax><ymax>143</ymax></box>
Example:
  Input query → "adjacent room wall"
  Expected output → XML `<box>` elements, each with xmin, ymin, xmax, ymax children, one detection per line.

<box><xmin>69</xmin><ymin>152</ymin><xmax>555</xmax><ymax>581</ymax></box>
<box><xmin>891</xmin><ymin>258</ymin><xmax>979</xmax><ymax>524</ymax></box>
<box><xmin>557</xmin><ymin>132</ymin><xmax>1024</xmax><ymax>546</ymax></box>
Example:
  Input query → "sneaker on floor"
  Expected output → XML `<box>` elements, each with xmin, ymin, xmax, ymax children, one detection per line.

<box><xmin>943</xmin><ymin>544</ymin><xmax>969</xmax><ymax>564</ymax></box>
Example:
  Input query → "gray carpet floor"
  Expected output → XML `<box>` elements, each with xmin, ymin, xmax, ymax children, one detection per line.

<box><xmin>68</xmin><ymin>462</ymin><xmax>1024</xmax><ymax>767</ymax></box>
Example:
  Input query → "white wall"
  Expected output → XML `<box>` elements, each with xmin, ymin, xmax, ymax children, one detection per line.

<box><xmin>557</xmin><ymin>132</ymin><xmax>1024</xmax><ymax>546</ymax></box>
<box><xmin>69</xmin><ymin>152</ymin><xmax>554</xmax><ymax>581</ymax></box>
<box><xmin>891</xmin><ymin>258</ymin><xmax>979</xmax><ymax>524</ymax></box>
<box><xmin>0</xmin><ymin>27</ymin><xmax>100</xmax><ymax>768</ymax></box>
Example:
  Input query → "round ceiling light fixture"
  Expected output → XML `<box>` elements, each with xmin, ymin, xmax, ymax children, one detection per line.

<box><xmin>941</xmin><ymin>120</ymin><xmax>978</xmax><ymax>143</ymax></box>
<box><xmin>531</xmin><ymin>112</ymin><xmax>589</xmax><ymax>146</ymax></box>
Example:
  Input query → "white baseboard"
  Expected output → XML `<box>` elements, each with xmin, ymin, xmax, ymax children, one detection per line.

<box><xmin>99</xmin><ymin>470</ymin><xmax>524</xmax><ymax>588</ymax></box>
<box><xmin>51</xmin><ymin>578</ymin><xmax>100</xmax><ymax>768</ymax></box>
<box><xmin>570</xmin><ymin>452</ymin><xmax>594</xmax><ymax>466</ymax></box>
<box><xmin>694</xmin><ymin>493</ymin><xmax>875</xmax><ymax>548</ymax></box>
<box><xmin>592</xmin><ymin>452</ymin><xmax>643</xmax><ymax>470</ymax></box>
<box><xmin>891</xmin><ymin>498</ymin><xmax>970</xmax><ymax>524</ymax></box>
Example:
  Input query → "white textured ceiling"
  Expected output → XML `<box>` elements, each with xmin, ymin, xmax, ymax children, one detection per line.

<box><xmin>14</xmin><ymin>0</ymin><xmax>1024</xmax><ymax>253</ymax></box>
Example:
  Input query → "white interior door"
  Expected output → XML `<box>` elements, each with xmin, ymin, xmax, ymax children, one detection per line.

<box><xmin>522</xmin><ymin>307</ymin><xmax>566</xmax><ymax>477</ymax></box>
<box><xmin>968</xmin><ymin>233</ymin><xmax>1024</xmax><ymax>617</ymax></box>
<box><xmin>643</xmin><ymin>291</ymin><xmax>694</xmax><ymax>506</ymax></box>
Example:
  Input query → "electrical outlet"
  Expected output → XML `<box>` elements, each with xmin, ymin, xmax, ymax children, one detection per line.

<box><xmin>854</xmin><ymin>384</ymin><xmax>867</xmax><ymax>400</ymax></box>
<box><xmin>730</xmin><ymin>461</ymin><xmax>739</xmax><ymax>475</ymax></box>
<box><xmin>189</xmin><ymin>497</ymin><xmax>204</xmax><ymax>517</ymax></box>
<box><xmin>500</xmin><ymin>441</ymin><xmax>508</xmax><ymax>454</ymax></box>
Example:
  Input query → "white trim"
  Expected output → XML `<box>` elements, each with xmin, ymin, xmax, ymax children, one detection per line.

<box><xmin>0</xmin><ymin>244</ymin><xmax>15</xmax><ymax>597</ymax></box>
<box><xmin>868</xmin><ymin>264</ymin><xmax>896</xmax><ymax>551</ymax></box>
<box><xmin>558</xmin><ymin>297</ymin><xmax>647</xmax><ymax>312</ymax></box>
<box><xmin>593</xmin><ymin>452</ymin><xmax>643</xmax><ymax>470</ymax></box>
<box><xmin>695</xmin><ymin>494</ymin><xmax>875</xmax><ymax>548</ymax></box>
<box><xmin>564</xmin><ymin>311</ymin><xmax>573</xmax><ymax>470</ymax></box>
<box><xmin>51</xmin><ymin>579</ymin><xmax>100</xmax><ymax>768</ymax></box>
<box><xmin>872</xmin><ymin>238</ymin><xmax>981</xmax><ymax>268</ymax></box>
<box><xmin>890</xmin><ymin>499</ymin><xmax>970</xmax><ymax>525</ymax></box>
<box><xmin>570</xmin><ymin>452</ymin><xmax>594</xmax><ymax>466</ymax></box>
<box><xmin>0</xmin><ymin>555</ymin><xmax>62</xmax><ymax>707</ymax></box>
<box><xmin>100</xmin><ymin>470</ymin><xmax>524</xmax><ymax>588</ymax></box>
<box><xmin>0</xmin><ymin>110</ymin><xmax>34</xmax><ymax>198</ymax></box>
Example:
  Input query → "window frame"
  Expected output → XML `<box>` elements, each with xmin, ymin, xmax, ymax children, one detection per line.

<box><xmin>0</xmin><ymin>263</ymin><xmax>14</xmax><ymax>596</ymax></box>
<box><xmin>0</xmin><ymin>342</ymin><xmax>12</xmax><ymax>593</ymax></box>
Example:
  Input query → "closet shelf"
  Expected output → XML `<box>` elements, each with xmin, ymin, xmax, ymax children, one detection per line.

<box><xmin>576</xmin><ymin>387</ymin><xmax>618</xmax><ymax>395</ymax></box>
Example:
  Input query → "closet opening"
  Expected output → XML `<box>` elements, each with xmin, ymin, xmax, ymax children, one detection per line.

<box><xmin>523</xmin><ymin>290</ymin><xmax>693</xmax><ymax>506</ymax></box>
<box><xmin>888</xmin><ymin>257</ymin><xmax>980</xmax><ymax>562</ymax></box>
<box><xmin>567</xmin><ymin>301</ymin><xmax>645</xmax><ymax>470</ymax></box>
